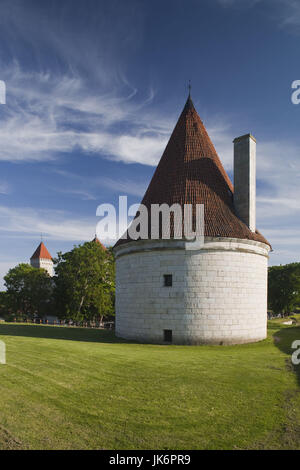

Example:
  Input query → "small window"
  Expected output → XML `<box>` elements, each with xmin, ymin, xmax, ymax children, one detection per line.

<box><xmin>164</xmin><ymin>329</ymin><xmax>172</xmax><ymax>343</ymax></box>
<box><xmin>164</xmin><ymin>274</ymin><xmax>172</xmax><ymax>287</ymax></box>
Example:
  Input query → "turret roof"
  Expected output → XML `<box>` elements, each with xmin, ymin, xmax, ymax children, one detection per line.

<box><xmin>115</xmin><ymin>95</ymin><xmax>270</xmax><ymax>247</ymax></box>
<box><xmin>30</xmin><ymin>242</ymin><xmax>52</xmax><ymax>260</ymax></box>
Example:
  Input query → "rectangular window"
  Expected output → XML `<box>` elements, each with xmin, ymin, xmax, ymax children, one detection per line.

<box><xmin>164</xmin><ymin>274</ymin><xmax>172</xmax><ymax>287</ymax></box>
<box><xmin>164</xmin><ymin>329</ymin><xmax>172</xmax><ymax>343</ymax></box>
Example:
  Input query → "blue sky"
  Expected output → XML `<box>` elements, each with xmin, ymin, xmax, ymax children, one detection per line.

<box><xmin>0</xmin><ymin>0</ymin><xmax>299</xmax><ymax>288</ymax></box>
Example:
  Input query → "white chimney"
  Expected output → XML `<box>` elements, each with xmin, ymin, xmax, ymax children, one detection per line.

<box><xmin>233</xmin><ymin>134</ymin><xmax>256</xmax><ymax>233</ymax></box>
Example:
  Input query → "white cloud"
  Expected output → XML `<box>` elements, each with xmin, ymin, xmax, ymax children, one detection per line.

<box><xmin>53</xmin><ymin>169</ymin><xmax>148</xmax><ymax>198</ymax></box>
<box><xmin>218</xmin><ymin>0</ymin><xmax>261</xmax><ymax>6</ymax></box>
<box><xmin>280</xmin><ymin>0</ymin><xmax>300</xmax><ymax>29</ymax></box>
<box><xmin>217</xmin><ymin>0</ymin><xmax>300</xmax><ymax>32</ymax></box>
<box><xmin>204</xmin><ymin>116</ymin><xmax>300</xmax><ymax>261</ymax></box>
<box><xmin>81</xmin><ymin>132</ymin><xmax>168</xmax><ymax>166</ymax></box>
<box><xmin>55</xmin><ymin>188</ymin><xmax>97</xmax><ymax>201</ymax></box>
<box><xmin>263</xmin><ymin>227</ymin><xmax>300</xmax><ymax>266</ymax></box>
<box><xmin>0</xmin><ymin>261</ymin><xmax>20</xmax><ymax>290</ymax></box>
<box><xmin>97</xmin><ymin>177</ymin><xmax>147</xmax><ymax>198</ymax></box>
<box><xmin>0</xmin><ymin>0</ymin><xmax>144</xmax><ymax>88</ymax></box>
<box><xmin>0</xmin><ymin>62</ymin><xmax>170</xmax><ymax>166</ymax></box>
<box><xmin>0</xmin><ymin>182</ymin><xmax>10</xmax><ymax>195</ymax></box>
<box><xmin>0</xmin><ymin>205</ymin><xmax>96</xmax><ymax>242</ymax></box>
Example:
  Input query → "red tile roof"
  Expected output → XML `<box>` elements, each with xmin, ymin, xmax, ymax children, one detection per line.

<box><xmin>115</xmin><ymin>95</ymin><xmax>270</xmax><ymax>247</ymax></box>
<box><xmin>92</xmin><ymin>236</ymin><xmax>107</xmax><ymax>250</ymax></box>
<box><xmin>30</xmin><ymin>242</ymin><xmax>52</xmax><ymax>260</ymax></box>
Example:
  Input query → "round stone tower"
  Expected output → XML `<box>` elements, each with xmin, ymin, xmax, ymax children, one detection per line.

<box><xmin>114</xmin><ymin>95</ymin><xmax>271</xmax><ymax>345</ymax></box>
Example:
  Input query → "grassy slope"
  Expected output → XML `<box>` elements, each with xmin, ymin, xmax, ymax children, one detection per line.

<box><xmin>0</xmin><ymin>319</ymin><xmax>299</xmax><ymax>450</ymax></box>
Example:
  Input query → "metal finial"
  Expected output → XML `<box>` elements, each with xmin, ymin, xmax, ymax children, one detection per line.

<box><xmin>188</xmin><ymin>80</ymin><xmax>191</xmax><ymax>97</ymax></box>
<box><xmin>41</xmin><ymin>233</ymin><xmax>43</xmax><ymax>242</ymax></box>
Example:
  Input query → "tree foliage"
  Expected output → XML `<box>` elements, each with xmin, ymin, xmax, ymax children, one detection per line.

<box><xmin>3</xmin><ymin>263</ymin><xmax>53</xmax><ymax>319</ymax></box>
<box><xmin>268</xmin><ymin>263</ymin><xmax>300</xmax><ymax>315</ymax></box>
<box><xmin>0</xmin><ymin>291</ymin><xmax>9</xmax><ymax>319</ymax></box>
<box><xmin>53</xmin><ymin>241</ymin><xmax>115</xmax><ymax>323</ymax></box>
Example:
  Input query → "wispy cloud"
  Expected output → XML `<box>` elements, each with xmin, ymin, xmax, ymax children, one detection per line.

<box><xmin>55</xmin><ymin>188</ymin><xmax>97</xmax><ymax>201</ymax></box>
<box><xmin>97</xmin><ymin>176</ymin><xmax>148</xmax><ymax>198</ymax></box>
<box><xmin>205</xmin><ymin>115</ymin><xmax>300</xmax><ymax>262</ymax></box>
<box><xmin>0</xmin><ymin>261</ymin><xmax>20</xmax><ymax>290</ymax></box>
<box><xmin>280</xmin><ymin>0</ymin><xmax>300</xmax><ymax>29</ymax></box>
<box><xmin>0</xmin><ymin>204</ymin><xmax>96</xmax><ymax>242</ymax></box>
<box><xmin>0</xmin><ymin>181</ymin><xmax>10</xmax><ymax>195</ymax></box>
<box><xmin>0</xmin><ymin>0</ymin><xmax>170</xmax><ymax>167</ymax></box>
<box><xmin>53</xmin><ymin>169</ymin><xmax>148</xmax><ymax>198</ymax></box>
<box><xmin>217</xmin><ymin>0</ymin><xmax>300</xmax><ymax>32</ymax></box>
<box><xmin>0</xmin><ymin>62</ymin><xmax>170</xmax><ymax>166</ymax></box>
<box><xmin>0</xmin><ymin>0</ymin><xmax>144</xmax><ymax>87</ymax></box>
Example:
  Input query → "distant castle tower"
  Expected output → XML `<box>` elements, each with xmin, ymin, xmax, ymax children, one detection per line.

<box><xmin>30</xmin><ymin>242</ymin><xmax>53</xmax><ymax>277</ymax></box>
<box><xmin>114</xmin><ymin>93</ymin><xmax>271</xmax><ymax>345</ymax></box>
<box><xmin>92</xmin><ymin>235</ymin><xmax>107</xmax><ymax>251</ymax></box>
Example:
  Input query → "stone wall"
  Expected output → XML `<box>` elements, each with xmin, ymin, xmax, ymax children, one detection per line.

<box><xmin>114</xmin><ymin>238</ymin><xmax>270</xmax><ymax>345</ymax></box>
<box><xmin>30</xmin><ymin>257</ymin><xmax>54</xmax><ymax>277</ymax></box>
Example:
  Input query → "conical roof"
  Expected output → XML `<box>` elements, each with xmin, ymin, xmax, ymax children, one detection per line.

<box><xmin>115</xmin><ymin>95</ymin><xmax>269</xmax><ymax>247</ymax></box>
<box><xmin>30</xmin><ymin>242</ymin><xmax>52</xmax><ymax>260</ymax></box>
<box><xmin>92</xmin><ymin>235</ymin><xmax>106</xmax><ymax>251</ymax></box>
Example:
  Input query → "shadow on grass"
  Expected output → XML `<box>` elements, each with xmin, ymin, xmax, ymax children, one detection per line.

<box><xmin>0</xmin><ymin>323</ymin><xmax>134</xmax><ymax>344</ymax></box>
<box><xmin>273</xmin><ymin>325</ymin><xmax>300</xmax><ymax>387</ymax></box>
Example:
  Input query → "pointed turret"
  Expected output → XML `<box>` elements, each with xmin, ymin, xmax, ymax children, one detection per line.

<box><xmin>30</xmin><ymin>242</ymin><xmax>53</xmax><ymax>276</ymax></box>
<box><xmin>30</xmin><ymin>242</ymin><xmax>52</xmax><ymax>261</ymax></box>
<box><xmin>115</xmin><ymin>94</ymin><xmax>269</xmax><ymax>247</ymax></box>
<box><xmin>114</xmin><ymin>92</ymin><xmax>271</xmax><ymax>346</ymax></box>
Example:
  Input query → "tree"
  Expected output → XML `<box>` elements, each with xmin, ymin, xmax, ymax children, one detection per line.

<box><xmin>4</xmin><ymin>263</ymin><xmax>53</xmax><ymax>319</ymax></box>
<box><xmin>0</xmin><ymin>291</ymin><xmax>9</xmax><ymax>319</ymax></box>
<box><xmin>53</xmin><ymin>241</ymin><xmax>115</xmax><ymax>323</ymax></box>
<box><xmin>268</xmin><ymin>263</ymin><xmax>300</xmax><ymax>316</ymax></box>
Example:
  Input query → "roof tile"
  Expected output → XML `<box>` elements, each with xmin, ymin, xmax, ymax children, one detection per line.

<box><xmin>30</xmin><ymin>242</ymin><xmax>52</xmax><ymax>260</ymax></box>
<box><xmin>115</xmin><ymin>96</ymin><xmax>270</xmax><ymax>247</ymax></box>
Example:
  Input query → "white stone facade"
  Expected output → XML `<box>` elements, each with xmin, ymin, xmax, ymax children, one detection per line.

<box><xmin>30</xmin><ymin>257</ymin><xmax>53</xmax><ymax>277</ymax></box>
<box><xmin>114</xmin><ymin>237</ymin><xmax>270</xmax><ymax>345</ymax></box>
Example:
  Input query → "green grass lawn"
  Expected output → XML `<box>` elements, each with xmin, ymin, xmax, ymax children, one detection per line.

<box><xmin>0</xmin><ymin>319</ymin><xmax>300</xmax><ymax>450</ymax></box>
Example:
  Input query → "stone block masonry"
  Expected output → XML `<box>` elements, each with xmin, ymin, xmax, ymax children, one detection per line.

<box><xmin>115</xmin><ymin>238</ymin><xmax>270</xmax><ymax>345</ymax></box>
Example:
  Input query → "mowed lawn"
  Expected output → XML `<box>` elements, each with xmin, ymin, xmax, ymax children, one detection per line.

<box><xmin>0</xmin><ymin>319</ymin><xmax>300</xmax><ymax>450</ymax></box>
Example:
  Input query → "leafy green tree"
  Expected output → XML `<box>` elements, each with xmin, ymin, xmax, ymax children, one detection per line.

<box><xmin>268</xmin><ymin>263</ymin><xmax>300</xmax><ymax>316</ymax></box>
<box><xmin>0</xmin><ymin>291</ymin><xmax>9</xmax><ymax>319</ymax></box>
<box><xmin>4</xmin><ymin>263</ymin><xmax>53</xmax><ymax>319</ymax></box>
<box><xmin>53</xmin><ymin>241</ymin><xmax>115</xmax><ymax>323</ymax></box>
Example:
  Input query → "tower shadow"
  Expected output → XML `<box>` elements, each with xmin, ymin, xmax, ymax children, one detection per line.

<box><xmin>0</xmin><ymin>323</ymin><xmax>135</xmax><ymax>344</ymax></box>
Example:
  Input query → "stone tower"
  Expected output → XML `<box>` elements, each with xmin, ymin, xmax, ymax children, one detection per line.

<box><xmin>113</xmin><ymin>94</ymin><xmax>271</xmax><ymax>345</ymax></box>
<box><xmin>30</xmin><ymin>242</ymin><xmax>53</xmax><ymax>277</ymax></box>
